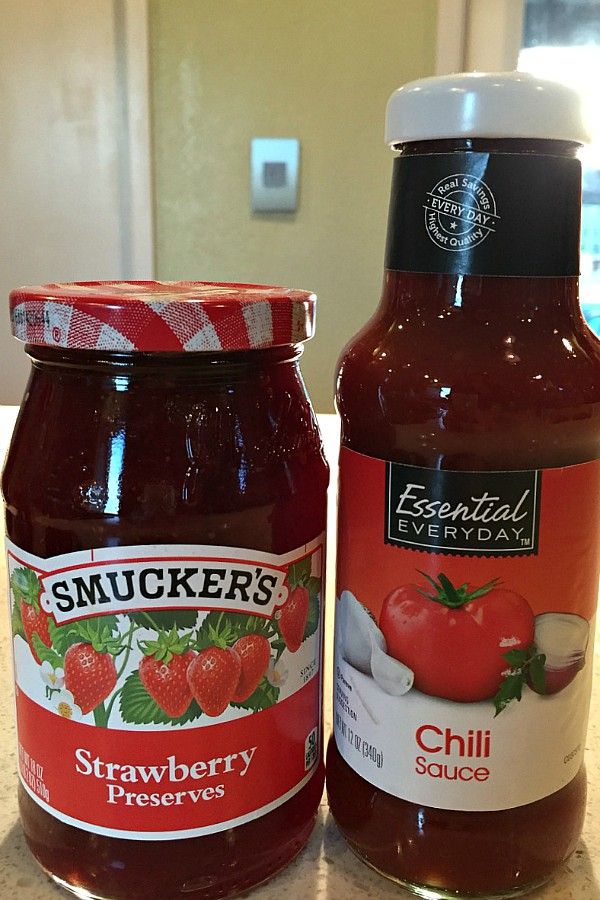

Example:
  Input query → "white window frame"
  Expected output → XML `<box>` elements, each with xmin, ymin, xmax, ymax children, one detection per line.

<box><xmin>436</xmin><ymin>0</ymin><xmax>525</xmax><ymax>75</ymax></box>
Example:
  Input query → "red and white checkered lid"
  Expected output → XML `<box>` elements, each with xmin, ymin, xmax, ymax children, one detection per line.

<box><xmin>9</xmin><ymin>281</ymin><xmax>316</xmax><ymax>352</ymax></box>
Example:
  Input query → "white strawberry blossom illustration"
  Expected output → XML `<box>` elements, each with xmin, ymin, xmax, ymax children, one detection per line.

<box><xmin>40</xmin><ymin>660</ymin><xmax>64</xmax><ymax>690</ymax></box>
<box><xmin>266</xmin><ymin>659</ymin><xmax>288</xmax><ymax>688</ymax></box>
<box><xmin>53</xmin><ymin>690</ymin><xmax>83</xmax><ymax>720</ymax></box>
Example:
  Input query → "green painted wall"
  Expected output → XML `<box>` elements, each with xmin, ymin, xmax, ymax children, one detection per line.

<box><xmin>149</xmin><ymin>0</ymin><xmax>437</xmax><ymax>411</ymax></box>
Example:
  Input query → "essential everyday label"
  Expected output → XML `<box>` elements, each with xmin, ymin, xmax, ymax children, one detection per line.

<box><xmin>334</xmin><ymin>448</ymin><xmax>600</xmax><ymax>811</ymax></box>
<box><xmin>7</xmin><ymin>537</ymin><xmax>324</xmax><ymax>839</ymax></box>
<box><xmin>385</xmin><ymin>152</ymin><xmax>581</xmax><ymax>277</ymax></box>
<box><xmin>385</xmin><ymin>463</ymin><xmax>540</xmax><ymax>556</ymax></box>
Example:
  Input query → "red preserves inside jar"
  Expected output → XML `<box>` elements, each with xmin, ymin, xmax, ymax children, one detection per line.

<box><xmin>327</xmin><ymin>73</ymin><xmax>600</xmax><ymax>900</ymax></box>
<box><xmin>3</xmin><ymin>281</ymin><xmax>328</xmax><ymax>899</ymax></box>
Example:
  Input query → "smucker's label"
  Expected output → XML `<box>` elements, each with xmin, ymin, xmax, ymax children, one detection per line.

<box><xmin>385</xmin><ymin>151</ymin><xmax>581</xmax><ymax>276</ymax></box>
<box><xmin>334</xmin><ymin>448</ymin><xmax>600</xmax><ymax>811</ymax></box>
<box><xmin>6</xmin><ymin>537</ymin><xmax>324</xmax><ymax>839</ymax></box>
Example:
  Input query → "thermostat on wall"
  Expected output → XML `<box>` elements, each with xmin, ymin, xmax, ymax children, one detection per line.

<box><xmin>250</xmin><ymin>138</ymin><xmax>300</xmax><ymax>212</ymax></box>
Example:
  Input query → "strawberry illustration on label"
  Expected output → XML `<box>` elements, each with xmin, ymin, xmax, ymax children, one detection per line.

<box><xmin>232</xmin><ymin>634</ymin><xmax>271</xmax><ymax>702</ymax></box>
<box><xmin>61</xmin><ymin>617</ymin><xmax>124</xmax><ymax>717</ymax></box>
<box><xmin>187</xmin><ymin>646</ymin><xmax>242</xmax><ymax>717</ymax></box>
<box><xmin>21</xmin><ymin>602</ymin><xmax>52</xmax><ymax>665</ymax></box>
<box><xmin>10</xmin><ymin>567</ymin><xmax>51</xmax><ymax>664</ymax></box>
<box><xmin>279</xmin><ymin>586</ymin><xmax>310</xmax><ymax>653</ymax></box>
<box><xmin>380</xmin><ymin>572</ymin><xmax>536</xmax><ymax>705</ymax></box>
<box><xmin>64</xmin><ymin>643</ymin><xmax>118</xmax><ymax>715</ymax></box>
<box><xmin>7</xmin><ymin>538</ymin><xmax>324</xmax><ymax>840</ymax></box>
<box><xmin>138</xmin><ymin>628</ymin><xmax>197</xmax><ymax>718</ymax></box>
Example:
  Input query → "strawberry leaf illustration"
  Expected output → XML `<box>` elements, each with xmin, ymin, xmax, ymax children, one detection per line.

<box><xmin>241</xmin><ymin>615</ymin><xmax>276</xmax><ymax>637</ymax></box>
<box><xmin>139</xmin><ymin>627</ymin><xmax>191</xmax><ymax>663</ymax></box>
<box><xmin>68</xmin><ymin>617</ymin><xmax>123</xmax><ymax>655</ymax></box>
<box><xmin>231</xmin><ymin>679</ymin><xmax>279</xmax><ymax>712</ymax></box>
<box><xmin>10</xmin><ymin>567</ymin><xmax>41</xmax><ymax>609</ymax></box>
<box><xmin>31</xmin><ymin>633</ymin><xmax>63</xmax><ymax>668</ymax></box>
<box><xmin>303</xmin><ymin>577</ymin><xmax>321</xmax><ymax>640</ymax></box>
<box><xmin>48</xmin><ymin>619</ymin><xmax>83</xmax><ymax>655</ymax></box>
<box><xmin>287</xmin><ymin>557</ymin><xmax>311</xmax><ymax>590</ymax></box>
<box><xmin>129</xmin><ymin>610</ymin><xmax>198</xmax><ymax>631</ymax></box>
<box><xmin>71</xmin><ymin>615</ymin><xmax>120</xmax><ymax>637</ymax></box>
<box><xmin>194</xmin><ymin>611</ymin><xmax>276</xmax><ymax>651</ymax></box>
<box><xmin>11</xmin><ymin>601</ymin><xmax>25</xmax><ymax>640</ymax></box>
<box><xmin>119</xmin><ymin>670</ymin><xmax>203</xmax><ymax>726</ymax></box>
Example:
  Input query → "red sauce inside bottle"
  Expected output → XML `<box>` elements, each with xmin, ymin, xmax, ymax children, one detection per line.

<box><xmin>327</xmin><ymin>138</ymin><xmax>600</xmax><ymax>897</ymax></box>
<box><xmin>4</xmin><ymin>343</ymin><xmax>328</xmax><ymax>899</ymax></box>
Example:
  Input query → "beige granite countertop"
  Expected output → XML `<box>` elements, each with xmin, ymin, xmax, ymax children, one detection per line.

<box><xmin>0</xmin><ymin>405</ymin><xmax>599</xmax><ymax>899</ymax></box>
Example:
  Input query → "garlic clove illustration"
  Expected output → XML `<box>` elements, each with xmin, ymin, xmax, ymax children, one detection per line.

<box><xmin>337</xmin><ymin>590</ymin><xmax>386</xmax><ymax>675</ymax></box>
<box><xmin>370</xmin><ymin>633</ymin><xmax>414</xmax><ymax>696</ymax></box>
<box><xmin>530</xmin><ymin>612</ymin><xmax>589</xmax><ymax>696</ymax></box>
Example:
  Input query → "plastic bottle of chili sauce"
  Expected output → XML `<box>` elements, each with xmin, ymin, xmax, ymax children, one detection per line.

<box><xmin>3</xmin><ymin>281</ymin><xmax>328</xmax><ymax>899</ymax></box>
<box><xmin>327</xmin><ymin>73</ymin><xmax>600</xmax><ymax>898</ymax></box>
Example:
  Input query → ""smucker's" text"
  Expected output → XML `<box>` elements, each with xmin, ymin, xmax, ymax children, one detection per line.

<box><xmin>40</xmin><ymin>559</ymin><xmax>289</xmax><ymax>623</ymax></box>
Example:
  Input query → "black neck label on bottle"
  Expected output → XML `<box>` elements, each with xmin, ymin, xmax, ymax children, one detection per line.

<box><xmin>384</xmin><ymin>152</ymin><xmax>581</xmax><ymax>276</ymax></box>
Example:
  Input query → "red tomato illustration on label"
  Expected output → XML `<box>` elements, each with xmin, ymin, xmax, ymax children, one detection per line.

<box><xmin>21</xmin><ymin>602</ymin><xmax>52</xmax><ymax>664</ymax></box>
<box><xmin>379</xmin><ymin>573</ymin><xmax>535</xmax><ymax>703</ymax></box>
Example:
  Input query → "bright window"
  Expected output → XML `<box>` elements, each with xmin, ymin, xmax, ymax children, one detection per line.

<box><xmin>518</xmin><ymin>0</ymin><xmax>600</xmax><ymax>332</ymax></box>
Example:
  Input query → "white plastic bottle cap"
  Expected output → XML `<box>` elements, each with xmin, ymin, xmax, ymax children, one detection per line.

<box><xmin>385</xmin><ymin>71</ymin><xmax>591</xmax><ymax>146</ymax></box>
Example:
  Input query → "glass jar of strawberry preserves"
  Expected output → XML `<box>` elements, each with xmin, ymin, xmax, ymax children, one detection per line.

<box><xmin>327</xmin><ymin>74</ymin><xmax>600</xmax><ymax>898</ymax></box>
<box><xmin>3</xmin><ymin>281</ymin><xmax>328</xmax><ymax>899</ymax></box>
